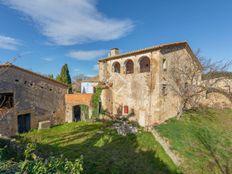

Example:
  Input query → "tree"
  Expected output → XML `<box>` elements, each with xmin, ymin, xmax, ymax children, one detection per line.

<box><xmin>57</xmin><ymin>64</ymin><xmax>72</xmax><ymax>93</ymax></box>
<box><xmin>167</xmin><ymin>50</ymin><xmax>232</xmax><ymax>119</ymax></box>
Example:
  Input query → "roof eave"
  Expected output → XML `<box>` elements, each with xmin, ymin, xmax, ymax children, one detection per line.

<box><xmin>98</xmin><ymin>41</ymin><xmax>187</xmax><ymax>62</ymax></box>
<box><xmin>0</xmin><ymin>64</ymin><xmax>69</xmax><ymax>88</ymax></box>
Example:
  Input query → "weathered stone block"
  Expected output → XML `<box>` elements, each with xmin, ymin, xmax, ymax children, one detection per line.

<box><xmin>38</xmin><ymin>120</ymin><xmax>51</xmax><ymax>130</ymax></box>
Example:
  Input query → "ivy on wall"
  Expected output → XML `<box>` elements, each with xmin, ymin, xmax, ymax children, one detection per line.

<box><xmin>92</xmin><ymin>87</ymin><xmax>102</xmax><ymax>118</ymax></box>
<box><xmin>80</xmin><ymin>105</ymin><xmax>89</xmax><ymax>120</ymax></box>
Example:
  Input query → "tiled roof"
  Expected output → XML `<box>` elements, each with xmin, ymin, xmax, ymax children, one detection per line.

<box><xmin>98</xmin><ymin>41</ymin><xmax>202</xmax><ymax>69</ymax></box>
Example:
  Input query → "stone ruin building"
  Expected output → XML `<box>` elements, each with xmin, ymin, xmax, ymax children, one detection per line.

<box><xmin>98</xmin><ymin>42</ymin><xmax>232</xmax><ymax>126</ymax></box>
<box><xmin>0</xmin><ymin>64</ymin><xmax>96</xmax><ymax>136</ymax></box>
<box><xmin>0</xmin><ymin>64</ymin><xmax>68</xmax><ymax>136</ymax></box>
<box><xmin>0</xmin><ymin>41</ymin><xmax>231</xmax><ymax>136</ymax></box>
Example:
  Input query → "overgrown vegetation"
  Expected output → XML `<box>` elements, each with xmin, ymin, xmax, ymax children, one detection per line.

<box><xmin>155</xmin><ymin>108</ymin><xmax>232</xmax><ymax>174</ymax></box>
<box><xmin>80</xmin><ymin>105</ymin><xmax>89</xmax><ymax>119</ymax></box>
<box><xmin>91</xmin><ymin>87</ymin><xmax>102</xmax><ymax>118</ymax></box>
<box><xmin>0</xmin><ymin>142</ymin><xmax>83</xmax><ymax>174</ymax></box>
<box><xmin>14</xmin><ymin>121</ymin><xmax>180</xmax><ymax>174</ymax></box>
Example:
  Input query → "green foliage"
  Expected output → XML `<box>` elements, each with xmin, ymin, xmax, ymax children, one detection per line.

<box><xmin>0</xmin><ymin>145</ymin><xmax>20</xmax><ymax>173</ymax></box>
<box><xmin>0</xmin><ymin>145</ymin><xmax>6</xmax><ymax>161</ymax></box>
<box><xmin>56</xmin><ymin>64</ymin><xmax>72</xmax><ymax>93</ymax></box>
<box><xmin>155</xmin><ymin>108</ymin><xmax>232</xmax><ymax>174</ymax></box>
<box><xmin>0</xmin><ymin>143</ymin><xmax>83</xmax><ymax>174</ymax></box>
<box><xmin>80</xmin><ymin>105</ymin><xmax>89</xmax><ymax>120</ymax></box>
<box><xmin>19</xmin><ymin>143</ymin><xmax>83</xmax><ymax>174</ymax></box>
<box><xmin>91</xmin><ymin>87</ymin><xmax>102</xmax><ymax>118</ymax></box>
<box><xmin>0</xmin><ymin>139</ymin><xmax>21</xmax><ymax>161</ymax></box>
<box><xmin>0</xmin><ymin>160</ymin><xmax>19</xmax><ymax>174</ymax></box>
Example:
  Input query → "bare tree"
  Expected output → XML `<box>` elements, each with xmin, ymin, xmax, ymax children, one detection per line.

<box><xmin>167</xmin><ymin>50</ymin><xmax>232</xmax><ymax>119</ymax></box>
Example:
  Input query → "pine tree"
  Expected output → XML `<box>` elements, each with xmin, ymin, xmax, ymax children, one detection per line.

<box><xmin>57</xmin><ymin>64</ymin><xmax>72</xmax><ymax>93</ymax></box>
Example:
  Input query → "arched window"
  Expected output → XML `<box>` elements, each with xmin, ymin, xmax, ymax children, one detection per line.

<box><xmin>112</xmin><ymin>62</ymin><xmax>120</xmax><ymax>73</ymax></box>
<box><xmin>139</xmin><ymin>56</ymin><xmax>150</xmax><ymax>73</ymax></box>
<box><xmin>125</xmin><ymin>59</ymin><xmax>134</xmax><ymax>74</ymax></box>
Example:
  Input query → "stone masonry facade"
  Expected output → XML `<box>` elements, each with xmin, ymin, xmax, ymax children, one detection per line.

<box><xmin>1</xmin><ymin>42</ymin><xmax>231</xmax><ymax>136</ymax></box>
<box><xmin>98</xmin><ymin>42</ymin><xmax>204</xmax><ymax>127</ymax></box>
<box><xmin>0</xmin><ymin>64</ymin><xmax>68</xmax><ymax>136</ymax></box>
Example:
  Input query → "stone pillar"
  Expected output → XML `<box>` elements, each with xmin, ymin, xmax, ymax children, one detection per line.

<box><xmin>65</xmin><ymin>104</ymin><xmax>73</xmax><ymax>123</ymax></box>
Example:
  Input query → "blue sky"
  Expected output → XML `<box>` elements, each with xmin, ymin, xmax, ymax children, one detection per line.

<box><xmin>0</xmin><ymin>0</ymin><xmax>232</xmax><ymax>78</ymax></box>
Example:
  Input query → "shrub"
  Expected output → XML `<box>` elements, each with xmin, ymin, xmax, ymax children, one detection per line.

<box><xmin>0</xmin><ymin>143</ymin><xmax>84</xmax><ymax>174</ymax></box>
<box><xmin>18</xmin><ymin>143</ymin><xmax>84</xmax><ymax>174</ymax></box>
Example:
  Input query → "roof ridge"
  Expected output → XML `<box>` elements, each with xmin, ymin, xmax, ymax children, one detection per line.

<box><xmin>99</xmin><ymin>41</ymin><xmax>187</xmax><ymax>62</ymax></box>
<box><xmin>0</xmin><ymin>63</ymin><xmax>68</xmax><ymax>88</ymax></box>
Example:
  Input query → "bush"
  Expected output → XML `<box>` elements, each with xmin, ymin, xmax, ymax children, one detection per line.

<box><xmin>0</xmin><ymin>143</ymin><xmax>84</xmax><ymax>174</ymax></box>
<box><xmin>0</xmin><ymin>146</ymin><xmax>20</xmax><ymax>173</ymax></box>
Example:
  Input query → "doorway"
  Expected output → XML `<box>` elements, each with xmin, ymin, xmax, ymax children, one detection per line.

<box><xmin>18</xmin><ymin>113</ymin><xmax>31</xmax><ymax>133</ymax></box>
<box><xmin>73</xmin><ymin>105</ymin><xmax>81</xmax><ymax>121</ymax></box>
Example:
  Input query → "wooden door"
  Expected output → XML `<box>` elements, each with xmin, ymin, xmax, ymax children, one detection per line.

<box><xmin>18</xmin><ymin>113</ymin><xmax>31</xmax><ymax>133</ymax></box>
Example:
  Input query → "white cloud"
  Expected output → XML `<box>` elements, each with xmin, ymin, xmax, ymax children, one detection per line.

<box><xmin>42</xmin><ymin>57</ymin><xmax>54</xmax><ymax>62</ymax></box>
<box><xmin>0</xmin><ymin>35</ymin><xmax>20</xmax><ymax>50</ymax></box>
<box><xmin>67</xmin><ymin>50</ymin><xmax>107</xmax><ymax>60</ymax></box>
<box><xmin>73</xmin><ymin>68</ymin><xmax>80</xmax><ymax>72</ymax></box>
<box><xmin>86</xmin><ymin>74</ymin><xmax>96</xmax><ymax>77</ymax></box>
<box><xmin>2</xmin><ymin>0</ymin><xmax>134</xmax><ymax>45</ymax></box>
<box><xmin>93</xmin><ymin>64</ymin><xmax>99</xmax><ymax>71</ymax></box>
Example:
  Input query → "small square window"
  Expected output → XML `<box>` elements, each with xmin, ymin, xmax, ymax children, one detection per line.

<box><xmin>0</xmin><ymin>93</ymin><xmax>14</xmax><ymax>109</ymax></box>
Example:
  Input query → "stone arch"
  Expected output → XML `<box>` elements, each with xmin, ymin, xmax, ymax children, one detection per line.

<box><xmin>139</xmin><ymin>56</ymin><xmax>150</xmax><ymax>73</ymax></box>
<box><xmin>73</xmin><ymin>104</ymin><xmax>89</xmax><ymax>121</ymax></box>
<box><xmin>65</xmin><ymin>94</ymin><xmax>93</xmax><ymax>122</ymax></box>
<box><xmin>124</xmin><ymin>59</ymin><xmax>134</xmax><ymax>74</ymax></box>
<box><xmin>112</xmin><ymin>61</ymin><xmax>121</xmax><ymax>73</ymax></box>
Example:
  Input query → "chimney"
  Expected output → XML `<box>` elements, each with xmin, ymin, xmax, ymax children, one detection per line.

<box><xmin>109</xmin><ymin>48</ymin><xmax>119</xmax><ymax>57</ymax></box>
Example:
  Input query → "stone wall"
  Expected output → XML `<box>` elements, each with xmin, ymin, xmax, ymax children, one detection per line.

<box><xmin>65</xmin><ymin>93</ymin><xmax>93</xmax><ymax>122</ymax></box>
<box><xmin>0</xmin><ymin>66</ymin><xmax>67</xmax><ymax>136</ymax></box>
<box><xmin>99</xmin><ymin>45</ymin><xmax>196</xmax><ymax>127</ymax></box>
<box><xmin>199</xmin><ymin>78</ymin><xmax>232</xmax><ymax>108</ymax></box>
<box><xmin>99</xmin><ymin>51</ymin><xmax>160</xmax><ymax>126</ymax></box>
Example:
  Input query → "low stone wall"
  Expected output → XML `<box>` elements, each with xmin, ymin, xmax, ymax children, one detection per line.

<box><xmin>197</xmin><ymin>78</ymin><xmax>232</xmax><ymax>109</ymax></box>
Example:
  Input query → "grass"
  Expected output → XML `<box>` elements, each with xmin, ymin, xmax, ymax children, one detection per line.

<box><xmin>155</xmin><ymin>108</ymin><xmax>232</xmax><ymax>174</ymax></box>
<box><xmin>15</xmin><ymin>121</ymin><xmax>180</xmax><ymax>174</ymax></box>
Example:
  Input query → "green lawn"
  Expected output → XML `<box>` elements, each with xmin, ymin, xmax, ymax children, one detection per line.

<box><xmin>16</xmin><ymin>121</ymin><xmax>180</xmax><ymax>174</ymax></box>
<box><xmin>155</xmin><ymin>108</ymin><xmax>232</xmax><ymax>174</ymax></box>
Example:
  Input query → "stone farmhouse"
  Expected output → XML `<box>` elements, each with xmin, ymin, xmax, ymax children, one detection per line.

<box><xmin>0</xmin><ymin>41</ymin><xmax>231</xmax><ymax>136</ymax></box>
<box><xmin>0</xmin><ymin>64</ymin><xmax>68</xmax><ymax>136</ymax></box>
<box><xmin>99</xmin><ymin>42</ymin><xmax>202</xmax><ymax>126</ymax></box>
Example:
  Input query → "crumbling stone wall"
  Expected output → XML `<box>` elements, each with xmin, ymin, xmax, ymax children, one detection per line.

<box><xmin>199</xmin><ymin>78</ymin><xmax>232</xmax><ymax>108</ymax></box>
<box><xmin>0</xmin><ymin>66</ymin><xmax>67</xmax><ymax>136</ymax></box>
